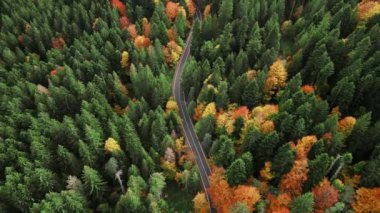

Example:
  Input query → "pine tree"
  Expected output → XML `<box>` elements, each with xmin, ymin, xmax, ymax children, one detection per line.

<box><xmin>290</xmin><ymin>193</ymin><xmax>314</xmax><ymax>213</ymax></box>
<box><xmin>271</xmin><ymin>143</ymin><xmax>296</xmax><ymax>184</ymax></box>
<box><xmin>303</xmin><ymin>154</ymin><xmax>332</xmax><ymax>191</ymax></box>
<box><xmin>226</xmin><ymin>159</ymin><xmax>247</xmax><ymax>186</ymax></box>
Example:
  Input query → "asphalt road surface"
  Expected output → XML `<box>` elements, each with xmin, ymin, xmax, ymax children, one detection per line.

<box><xmin>172</xmin><ymin>8</ymin><xmax>217</xmax><ymax>213</ymax></box>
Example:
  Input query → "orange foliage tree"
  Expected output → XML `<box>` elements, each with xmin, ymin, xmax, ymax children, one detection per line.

<box><xmin>208</xmin><ymin>166</ymin><xmax>261</xmax><ymax>213</ymax></box>
<box><xmin>127</xmin><ymin>24</ymin><xmax>138</xmax><ymax>40</ymax></box>
<box><xmin>279</xmin><ymin>159</ymin><xmax>309</xmax><ymax>197</ymax></box>
<box><xmin>208</xmin><ymin>167</ymin><xmax>233</xmax><ymax>213</ymax></box>
<box><xmin>312</xmin><ymin>178</ymin><xmax>339</xmax><ymax>213</ymax></box>
<box><xmin>301</xmin><ymin>85</ymin><xmax>315</xmax><ymax>94</ymax></box>
<box><xmin>134</xmin><ymin>35</ymin><xmax>151</xmax><ymax>48</ymax></box>
<box><xmin>166</xmin><ymin>1</ymin><xmax>180</xmax><ymax>21</ymax></box>
<box><xmin>142</xmin><ymin>18</ymin><xmax>151</xmax><ymax>37</ymax></box>
<box><xmin>267</xmin><ymin>193</ymin><xmax>292</xmax><ymax>213</ymax></box>
<box><xmin>352</xmin><ymin>187</ymin><xmax>380</xmax><ymax>213</ymax></box>
<box><xmin>203</xmin><ymin>4</ymin><xmax>211</xmax><ymax>18</ymax></box>
<box><xmin>186</xmin><ymin>0</ymin><xmax>196</xmax><ymax>17</ymax></box>
<box><xmin>338</xmin><ymin>116</ymin><xmax>356</xmax><ymax>135</ymax></box>
<box><xmin>295</xmin><ymin>135</ymin><xmax>318</xmax><ymax>159</ymax></box>
<box><xmin>231</xmin><ymin>185</ymin><xmax>261</xmax><ymax>212</ymax></box>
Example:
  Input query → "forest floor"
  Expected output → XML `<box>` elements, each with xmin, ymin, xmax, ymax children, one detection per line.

<box><xmin>164</xmin><ymin>182</ymin><xmax>194</xmax><ymax>212</ymax></box>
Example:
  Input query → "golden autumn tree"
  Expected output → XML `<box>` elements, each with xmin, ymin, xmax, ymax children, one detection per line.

<box><xmin>160</xmin><ymin>158</ymin><xmax>177</xmax><ymax>180</ymax></box>
<box><xmin>104</xmin><ymin>138</ymin><xmax>121</xmax><ymax>153</ymax></box>
<box><xmin>352</xmin><ymin>187</ymin><xmax>380</xmax><ymax>213</ymax></box>
<box><xmin>134</xmin><ymin>35</ymin><xmax>151</xmax><ymax>48</ymax></box>
<box><xmin>166</xmin><ymin>98</ymin><xmax>179</xmax><ymax>113</ymax></box>
<box><xmin>312</xmin><ymin>178</ymin><xmax>339</xmax><ymax>213</ymax></box>
<box><xmin>260</xmin><ymin>161</ymin><xmax>274</xmax><ymax>182</ymax></box>
<box><xmin>264</xmin><ymin>59</ymin><xmax>288</xmax><ymax>95</ymax></box>
<box><xmin>193</xmin><ymin>192</ymin><xmax>210</xmax><ymax>213</ymax></box>
<box><xmin>163</xmin><ymin>40</ymin><xmax>183</xmax><ymax>65</ymax></box>
<box><xmin>120</xmin><ymin>51</ymin><xmax>129</xmax><ymax>69</ymax></box>
<box><xmin>202</xmin><ymin>102</ymin><xmax>217</xmax><ymax>118</ymax></box>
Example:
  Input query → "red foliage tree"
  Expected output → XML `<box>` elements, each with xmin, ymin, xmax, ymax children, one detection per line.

<box><xmin>232</xmin><ymin>106</ymin><xmax>250</xmax><ymax>120</ymax></box>
<box><xmin>52</xmin><ymin>37</ymin><xmax>65</xmax><ymax>50</ymax></box>
<box><xmin>312</xmin><ymin>178</ymin><xmax>339</xmax><ymax>213</ymax></box>
<box><xmin>119</xmin><ymin>16</ymin><xmax>130</xmax><ymax>29</ymax></box>
<box><xmin>110</xmin><ymin>0</ymin><xmax>126</xmax><ymax>16</ymax></box>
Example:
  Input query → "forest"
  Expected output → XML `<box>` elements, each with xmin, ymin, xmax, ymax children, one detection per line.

<box><xmin>1</xmin><ymin>0</ymin><xmax>380</xmax><ymax>212</ymax></box>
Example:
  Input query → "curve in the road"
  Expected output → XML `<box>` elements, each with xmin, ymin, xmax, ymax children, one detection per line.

<box><xmin>172</xmin><ymin>7</ymin><xmax>216</xmax><ymax>213</ymax></box>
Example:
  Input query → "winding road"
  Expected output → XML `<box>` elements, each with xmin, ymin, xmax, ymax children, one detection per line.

<box><xmin>172</xmin><ymin>6</ymin><xmax>216</xmax><ymax>213</ymax></box>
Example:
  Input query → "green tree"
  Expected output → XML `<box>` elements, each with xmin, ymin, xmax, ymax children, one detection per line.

<box><xmin>226</xmin><ymin>159</ymin><xmax>247</xmax><ymax>186</ymax></box>
<box><xmin>271</xmin><ymin>143</ymin><xmax>296</xmax><ymax>184</ymax></box>
<box><xmin>82</xmin><ymin>166</ymin><xmax>106</xmax><ymax>199</ymax></box>
<box><xmin>291</xmin><ymin>192</ymin><xmax>314</xmax><ymax>213</ymax></box>
<box><xmin>211</xmin><ymin>135</ymin><xmax>235</xmax><ymax>167</ymax></box>
<box><xmin>304</xmin><ymin>153</ymin><xmax>332</xmax><ymax>191</ymax></box>
<box><xmin>31</xmin><ymin>190</ymin><xmax>88</xmax><ymax>213</ymax></box>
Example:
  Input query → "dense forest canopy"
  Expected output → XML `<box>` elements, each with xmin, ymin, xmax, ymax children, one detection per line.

<box><xmin>0</xmin><ymin>0</ymin><xmax>199</xmax><ymax>212</ymax></box>
<box><xmin>184</xmin><ymin>0</ymin><xmax>380</xmax><ymax>212</ymax></box>
<box><xmin>1</xmin><ymin>0</ymin><xmax>380</xmax><ymax>212</ymax></box>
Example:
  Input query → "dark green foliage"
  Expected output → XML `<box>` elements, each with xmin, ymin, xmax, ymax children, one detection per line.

<box><xmin>226</xmin><ymin>159</ymin><xmax>247</xmax><ymax>186</ymax></box>
<box><xmin>271</xmin><ymin>143</ymin><xmax>296</xmax><ymax>184</ymax></box>
<box><xmin>290</xmin><ymin>193</ymin><xmax>314</xmax><ymax>213</ymax></box>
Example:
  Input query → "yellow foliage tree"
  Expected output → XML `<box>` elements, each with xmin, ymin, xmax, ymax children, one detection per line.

<box><xmin>264</xmin><ymin>59</ymin><xmax>288</xmax><ymax>94</ymax></box>
<box><xmin>260</xmin><ymin>161</ymin><xmax>274</xmax><ymax>182</ymax></box>
<box><xmin>166</xmin><ymin>98</ymin><xmax>179</xmax><ymax>112</ymax></box>
<box><xmin>160</xmin><ymin>158</ymin><xmax>177</xmax><ymax>180</ymax></box>
<box><xmin>202</xmin><ymin>102</ymin><xmax>217</xmax><ymax>118</ymax></box>
<box><xmin>104</xmin><ymin>138</ymin><xmax>121</xmax><ymax>153</ymax></box>
<box><xmin>120</xmin><ymin>51</ymin><xmax>129</xmax><ymax>69</ymax></box>
<box><xmin>193</xmin><ymin>192</ymin><xmax>210</xmax><ymax>213</ymax></box>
